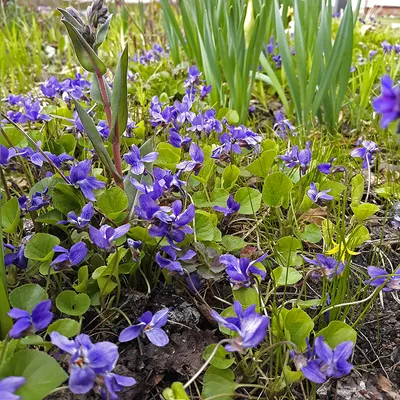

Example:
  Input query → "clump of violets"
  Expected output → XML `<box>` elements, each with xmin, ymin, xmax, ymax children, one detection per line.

<box><xmin>0</xmin><ymin>377</ymin><xmax>26</xmax><ymax>399</ymax></box>
<box><xmin>50</xmin><ymin>332</ymin><xmax>136</xmax><ymax>397</ymax></box>
<box><xmin>372</xmin><ymin>75</ymin><xmax>400</xmax><ymax>128</ymax></box>
<box><xmin>302</xmin><ymin>254</ymin><xmax>345</xmax><ymax>280</ymax></box>
<box><xmin>350</xmin><ymin>140</ymin><xmax>379</xmax><ymax>169</ymax></box>
<box><xmin>220</xmin><ymin>254</ymin><xmax>267</xmax><ymax>289</ymax></box>
<box><xmin>211</xmin><ymin>301</ymin><xmax>269</xmax><ymax>352</ymax></box>
<box><xmin>291</xmin><ymin>336</ymin><xmax>354</xmax><ymax>384</ymax></box>
<box><xmin>307</xmin><ymin>182</ymin><xmax>334</xmax><ymax>204</ymax></box>
<box><xmin>213</xmin><ymin>195</ymin><xmax>240</xmax><ymax>216</ymax></box>
<box><xmin>365</xmin><ymin>266</ymin><xmax>400</xmax><ymax>291</ymax></box>
<box><xmin>69</xmin><ymin>160</ymin><xmax>105</xmax><ymax>201</ymax></box>
<box><xmin>280</xmin><ymin>142</ymin><xmax>312</xmax><ymax>174</ymax></box>
<box><xmin>119</xmin><ymin>309</ymin><xmax>169</xmax><ymax>347</ymax></box>
<box><xmin>8</xmin><ymin>300</ymin><xmax>53</xmax><ymax>339</ymax></box>
<box><xmin>89</xmin><ymin>223</ymin><xmax>131</xmax><ymax>252</ymax></box>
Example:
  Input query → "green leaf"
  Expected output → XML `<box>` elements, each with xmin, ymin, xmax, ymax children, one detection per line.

<box><xmin>262</xmin><ymin>172</ymin><xmax>293</xmax><ymax>208</ymax></box>
<box><xmin>233</xmin><ymin>288</ymin><xmax>260</xmax><ymax>310</ymax></box>
<box><xmin>57</xmin><ymin>133</ymin><xmax>76</xmax><ymax>154</ymax></box>
<box><xmin>317</xmin><ymin>321</ymin><xmax>357</xmax><ymax>348</ymax></box>
<box><xmin>351</xmin><ymin>203</ymin><xmax>379</xmax><ymax>222</ymax></box>
<box><xmin>155</xmin><ymin>145</ymin><xmax>181</xmax><ymax>170</ymax></box>
<box><xmin>203</xmin><ymin>344</ymin><xmax>234</xmax><ymax>369</ymax></box>
<box><xmin>195</xmin><ymin>210</ymin><xmax>215</xmax><ymax>242</ymax></box>
<box><xmin>221</xmin><ymin>235</ymin><xmax>247</xmax><ymax>252</ymax></box>
<box><xmin>56</xmin><ymin>290</ymin><xmax>91</xmax><ymax>316</ymax></box>
<box><xmin>202</xmin><ymin>366</ymin><xmax>237</xmax><ymax>400</ymax></box>
<box><xmin>109</xmin><ymin>45</ymin><xmax>128</xmax><ymax>143</ymax></box>
<box><xmin>351</xmin><ymin>174</ymin><xmax>364</xmax><ymax>206</ymax></box>
<box><xmin>24</xmin><ymin>233</ymin><xmax>60</xmax><ymax>262</ymax></box>
<box><xmin>284</xmin><ymin>308</ymin><xmax>314</xmax><ymax>351</ymax></box>
<box><xmin>222</xmin><ymin>165</ymin><xmax>240</xmax><ymax>191</ymax></box>
<box><xmin>320</xmin><ymin>180</ymin><xmax>346</xmax><ymax>200</ymax></box>
<box><xmin>47</xmin><ymin>318</ymin><xmax>80</xmax><ymax>338</ymax></box>
<box><xmin>162</xmin><ymin>382</ymin><xmax>190</xmax><ymax>400</ymax></box>
<box><xmin>295</xmin><ymin>223</ymin><xmax>322</xmax><ymax>244</ymax></box>
<box><xmin>272</xmin><ymin>267</ymin><xmax>303</xmax><ymax>286</ymax></box>
<box><xmin>234</xmin><ymin>187</ymin><xmax>262</xmax><ymax>215</ymax></box>
<box><xmin>217</xmin><ymin>108</ymin><xmax>239</xmax><ymax>124</ymax></box>
<box><xmin>35</xmin><ymin>210</ymin><xmax>64</xmax><ymax>225</ymax></box>
<box><xmin>52</xmin><ymin>183</ymin><xmax>86</xmax><ymax>215</ymax></box>
<box><xmin>94</xmin><ymin>14</ymin><xmax>113</xmax><ymax>51</ymax></box>
<box><xmin>9</xmin><ymin>284</ymin><xmax>48</xmax><ymax>313</ymax></box>
<box><xmin>0</xmin><ymin>350</ymin><xmax>68</xmax><ymax>400</ymax></box>
<box><xmin>1</xmin><ymin>197</ymin><xmax>20</xmax><ymax>234</ymax></box>
<box><xmin>246</xmin><ymin>149</ymin><xmax>277</xmax><ymax>178</ymax></box>
<box><xmin>73</xmin><ymin>99</ymin><xmax>122</xmax><ymax>181</ymax></box>
<box><xmin>60</xmin><ymin>18</ymin><xmax>107</xmax><ymax>74</ymax></box>
<box><xmin>275</xmin><ymin>236</ymin><xmax>303</xmax><ymax>267</ymax></box>
<box><xmin>211</xmin><ymin>188</ymin><xmax>230</xmax><ymax>207</ymax></box>
<box><xmin>73</xmin><ymin>265</ymin><xmax>89</xmax><ymax>293</ymax></box>
<box><xmin>91</xmin><ymin>73</ymin><xmax>112</xmax><ymax>105</ymax></box>
<box><xmin>97</xmin><ymin>186</ymin><xmax>128</xmax><ymax>220</ymax></box>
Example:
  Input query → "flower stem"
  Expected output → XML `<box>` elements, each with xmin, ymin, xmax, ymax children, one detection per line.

<box><xmin>184</xmin><ymin>339</ymin><xmax>231</xmax><ymax>389</ymax></box>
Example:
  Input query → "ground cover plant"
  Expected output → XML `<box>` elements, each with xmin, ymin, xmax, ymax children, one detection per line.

<box><xmin>1</xmin><ymin>0</ymin><xmax>400</xmax><ymax>399</ymax></box>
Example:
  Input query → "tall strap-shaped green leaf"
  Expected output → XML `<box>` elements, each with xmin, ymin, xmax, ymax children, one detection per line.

<box><xmin>274</xmin><ymin>0</ymin><xmax>302</xmax><ymax>123</ymax></box>
<box><xmin>109</xmin><ymin>45</ymin><xmax>128</xmax><ymax>144</ymax></box>
<box><xmin>73</xmin><ymin>99</ymin><xmax>122</xmax><ymax>182</ymax></box>
<box><xmin>312</xmin><ymin>3</ymin><xmax>353</xmax><ymax>116</ymax></box>
<box><xmin>94</xmin><ymin>14</ymin><xmax>113</xmax><ymax>52</ymax></box>
<box><xmin>60</xmin><ymin>19</ymin><xmax>107</xmax><ymax>75</ymax></box>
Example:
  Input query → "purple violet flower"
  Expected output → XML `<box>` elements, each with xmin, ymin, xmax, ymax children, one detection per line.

<box><xmin>280</xmin><ymin>142</ymin><xmax>312</xmax><ymax>174</ymax></box>
<box><xmin>176</xmin><ymin>143</ymin><xmax>204</xmax><ymax>175</ymax></box>
<box><xmin>119</xmin><ymin>309</ymin><xmax>170</xmax><ymax>347</ymax></box>
<box><xmin>369</xmin><ymin>50</ymin><xmax>378</xmax><ymax>61</ymax></box>
<box><xmin>211</xmin><ymin>301</ymin><xmax>270</xmax><ymax>352</ymax></box>
<box><xmin>169</xmin><ymin>129</ymin><xmax>192</xmax><ymax>151</ymax></box>
<box><xmin>69</xmin><ymin>160</ymin><xmax>106</xmax><ymax>201</ymax></box>
<box><xmin>220</xmin><ymin>253</ymin><xmax>267</xmax><ymax>289</ymax></box>
<box><xmin>50</xmin><ymin>242</ymin><xmax>88</xmax><ymax>271</ymax></box>
<box><xmin>185</xmin><ymin>65</ymin><xmax>202</xmax><ymax>87</ymax></box>
<box><xmin>200</xmin><ymin>85</ymin><xmax>212</xmax><ymax>100</ymax></box>
<box><xmin>124</xmin><ymin>144</ymin><xmax>158</xmax><ymax>175</ymax></box>
<box><xmin>19</xmin><ymin>98</ymin><xmax>51</xmax><ymax>123</ymax></box>
<box><xmin>8</xmin><ymin>300</ymin><xmax>53</xmax><ymax>339</ymax></box>
<box><xmin>97</xmin><ymin>120</ymin><xmax>110</xmax><ymax>139</ymax></box>
<box><xmin>372</xmin><ymin>75</ymin><xmax>400</xmax><ymax>128</ymax></box>
<box><xmin>365</xmin><ymin>266</ymin><xmax>400</xmax><ymax>291</ymax></box>
<box><xmin>350</xmin><ymin>140</ymin><xmax>379</xmax><ymax>169</ymax></box>
<box><xmin>89</xmin><ymin>223</ymin><xmax>131</xmax><ymax>252</ymax></box>
<box><xmin>0</xmin><ymin>145</ymin><xmax>16</xmax><ymax>166</ymax></box>
<box><xmin>156</xmin><ymin>246</ymin><xmax>196</xmax><ymax>275</ymax></box>
<box><xmin>302</xmin><ymin>254</ymin><xmax>345</xmax><ymax>280</ymax></box>
<box><xmin>381</xmin><ymin>40</ymin><xmax>393</xmax><ymax>54</ymax></box>
<box><xmin>18</xmin><ymin>187</ymin><xmax>51</xmax><ymax>212</ymax></box>
<box><xmin>58</xmin><ymin>202</ymin><xmax>94</xmax><ymax>229</ymax></box>
<box><xmin>4</xmin><ymin>239</ymin><xmax>30</xmax><ymax>270</ymax></box>
<box><xmin>41</xmin><ymin>76</ymin><xmax>62</xmax><ymax>98</ymax></box>
<box><xmin>213</xmin><ymin>195</ymin><xmax>240</xmax><ymax>216</ymax></box>
<box><xmin>130</xmin><ymin>177</ymin><xmax>164</xmax><ymax>201</ymax></box>
<box><xmin>0</xmin><ymin>377</ymin><xmax>26</xmax><ymax>400</ymax></box>
<box><xmin>273</xmin><ymin>110</ymin><xmax>296</xmax><ymax>139</ymax></box>
<box><xmin>291</xmin><ymin>336</ymin><xmax>353</xmax><ymax>384</ymax></box>
<box><xmin>50</xmin><ymin>332</ymin><xmax>135</xmax><ymax>396</ymax></box>
<box><xmin>307</xmin><ymin>182</ymin><xmax>334</xmax><ymax>204</ymax></box>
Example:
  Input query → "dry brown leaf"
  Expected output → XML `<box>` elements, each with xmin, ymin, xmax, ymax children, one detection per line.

<box><xmin>299</xmin><ymin>207</ymin><xmax>328</xmax><ymax>225</ymax></box>
<box><xmin>377</xmin><ymin>375</ymin><xmax>400</xmax><ymax>400</ymax></box>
